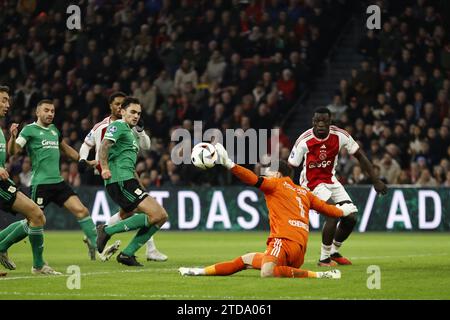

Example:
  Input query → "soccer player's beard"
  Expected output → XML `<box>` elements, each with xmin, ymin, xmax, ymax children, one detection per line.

<box><xmin>39</xmin><ymin>117</ymin><xmax>52</xmax><ymax>127</ymax></box>
<box><xmin>314</xmin><ymin>128</ymin><xmax>328</xmax><ymax>139</ymax></box>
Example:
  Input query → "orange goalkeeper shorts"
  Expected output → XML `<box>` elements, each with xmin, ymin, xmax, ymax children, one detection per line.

<box><xmin>264</xmin><ymin>237</ymin><xmax>305</xmax><ymax>268</ymax></box>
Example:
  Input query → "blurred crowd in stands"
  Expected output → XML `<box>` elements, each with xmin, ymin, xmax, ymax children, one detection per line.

<box><xmin>326</xmin><ymin>0</ymin><xmax>450</xmax><ymax>187</ymax></box>
<box><xmin>0</xmin><ymin>0</ymin><xmax>350</xmax><ymax>188</ymax></box>
<box><xmin>1</xmin><ymin>0</ymin><xmax>448</xmax><ymax>189</ymax></box>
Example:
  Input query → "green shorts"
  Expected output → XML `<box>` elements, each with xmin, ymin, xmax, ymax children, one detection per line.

<box><xmin>31</xmin><ymin>181</ymin><xmax>77</xmax><ymax>208</ymax></box>
<box><xmin>106</xmin><ymin>179</ymin><xmax>148</xmax><ymax>213</ymax></box>
<box><xmin>0</xmin><ymin>179</ymin><xmax>18</xmax><ymax>214</ymax></box>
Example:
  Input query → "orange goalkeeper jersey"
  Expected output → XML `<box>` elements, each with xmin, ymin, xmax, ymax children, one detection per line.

<box><xmin>231</xmin><ymin>165</ymin><xmax>343</xmax><ymax>247</ymax></box>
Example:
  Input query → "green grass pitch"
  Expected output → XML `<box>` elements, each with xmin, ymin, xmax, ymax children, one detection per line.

<box><xmin>0</xmin><ymin>231</ymin><xmax>449</xmax><ymax>300</ymax></box>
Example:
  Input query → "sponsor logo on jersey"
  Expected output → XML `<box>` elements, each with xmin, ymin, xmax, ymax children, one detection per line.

<box><xmin>308</xmin><ymin>160</ymin><xmax>332</xmax><ymax>169</ymax></box>
<box><xmin>288</xmin><ymin>219</ymin><xmax>309</xmax><ymax>231</ymax></box>
<box><xmin>41</xmin><ymin>140</ymin><xmax>59</xmax><ymax>148</ymax></box>
<box><xmin>282</xmin><ymin>181</ymin><xmax>307</xmax><ymax>195</ymax></box>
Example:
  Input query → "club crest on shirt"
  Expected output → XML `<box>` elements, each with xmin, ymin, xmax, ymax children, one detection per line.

<box><xmin>319</xmin><ymin>145</ymin><xmax>327</xmax><ymax>160</ymax></box>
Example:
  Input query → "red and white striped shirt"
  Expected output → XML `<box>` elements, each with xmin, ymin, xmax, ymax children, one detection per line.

<box><xmin>84</xmin><ymin>116</ymin><xmax>113</xmax><ymax>161</ymax></box>
<box><xmin>288</xmin><ymin>126</ymin><xmax>359</xmax><ymax>190</ymax></box>
<box><xmin>81</xmin><ymin>116</ymin><xmax>151</xmax><ymax>174</ymax></box>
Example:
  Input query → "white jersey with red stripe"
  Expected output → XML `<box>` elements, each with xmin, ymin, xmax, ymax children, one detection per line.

<box><xmin>288</xmin><ymin>126</ymin><xmax>359</xmax><ymax>191</ymax></box>
<box><xmin>84</xmin><ymin>116</ymin><xmax>113</xmax><ymax>161</ymax></box>
<box><xmin>82</xmin><ymin>116</ymin><xmax>151</xmax><ymax>174</ymax></box>
<box><xmin>82</xmin><ymin>116</ymin><xmax>113</xmax><ymax>173</ymax></box>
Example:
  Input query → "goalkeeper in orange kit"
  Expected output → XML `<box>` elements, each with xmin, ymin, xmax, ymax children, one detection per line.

<box><xmin>179</xmin><ymin>143</ymin><xmax>358</xmax><ymax>279</ymax></box>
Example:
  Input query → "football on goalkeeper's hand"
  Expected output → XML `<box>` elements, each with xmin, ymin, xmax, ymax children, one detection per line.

<box><xmin>191</xmin><ymin>143</ymin><xmax>217</xmax><ymax>170</ymax></box>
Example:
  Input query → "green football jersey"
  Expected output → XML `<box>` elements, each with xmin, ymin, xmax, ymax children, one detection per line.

<box><xmin>18</xmin><ymin>123</ymin><xmax>63</xmax><ymax>185</ymax></box>
<box><xmin>0</xmin><ymin>129</ymin><xmax>6</xmax><ymax>168</ymax></box>
<box><xmin>103</xmin><ymin>120</ymin><xmax>140</xmax><ymax>185</ymax></box>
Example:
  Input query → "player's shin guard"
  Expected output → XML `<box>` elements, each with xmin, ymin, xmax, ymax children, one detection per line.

<box><xmin>0</xmin><ymin>220</ymin><xmax>29</xmax><ymax>252</ymax></box>
<box><xmin>105</xmin><ymin>213</ymin><xmax>148</xmax><ymax>235</ymax></box>
<box><xmin>205</xmin><ymin>257</ymin><xmax>245</xmax><ymax>276</ymax></box>
<box><xmin>273</xmin><ymin>266</ymin><xmax>317</xmax><ymax>278</ymax></box>
<box><xmin>78</xmin><ymin>216</ymin><xmax>97</xmax><ymax>249</ymax></box>
<box><xmin>28</xmin><ymin>226</ymin><xmax>45</xmax><ymax>269</ymax></box>
<box><xmin>122</xmin><ymin>224</ymin><xmax>160</xmax><ymax>256</ymax></box>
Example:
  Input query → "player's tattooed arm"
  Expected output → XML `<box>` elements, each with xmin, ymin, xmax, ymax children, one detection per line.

<box><xmin>99</xmin><ymin>139</ymin><xmax>113</xmax><ymax>179</ymax></box>
<box><xmin>354</xmin><ymin>149</ymin><xmax>387</xmax><ymax>195</ymax></box>
<box><xmin>60</xmin><ymin>140</ymin><xmax>80</xmax><ymax>161</ymax></box>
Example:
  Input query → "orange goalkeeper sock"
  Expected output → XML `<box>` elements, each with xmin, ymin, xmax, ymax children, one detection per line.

<box><xmin>251</xmin><ymin>253</ymin><xmax>264</xmax><ymax>269</ymax></box>
<box><xmin>273</xmin><ymin>266</ymin><xmax>318</xmax><ymax>278</ymax></box>
<box><xmin>205</xmin><ymin>257</ymin><xmax>245</xmax><ymax>276</ymax></box>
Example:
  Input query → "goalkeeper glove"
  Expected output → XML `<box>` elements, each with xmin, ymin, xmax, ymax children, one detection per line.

<box><xmin>336</xmin><ymin>203</ymin><xmax>358</xmax><ymax>217</ymax></box>
<box><xmin>214</xmin><ymin>143</ymin><xmax>235</xmax><ymax>169</ymax></box>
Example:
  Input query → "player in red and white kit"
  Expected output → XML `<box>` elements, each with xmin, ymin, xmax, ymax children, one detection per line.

<box><xmin>288</xmin><ymin>108</ymin><xmax>387</xmax><ymax>266</ymax></box>
<box><xmin>79</xmin><ymin>92</ymin><xmax>168</xmax><ymax>262</ymax></box>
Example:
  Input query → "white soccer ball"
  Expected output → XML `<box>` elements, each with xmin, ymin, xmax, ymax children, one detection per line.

<box><xmin>191</xmin><ymin>143</ymin><xmax>217</xmax><ymax>170</ymax></box>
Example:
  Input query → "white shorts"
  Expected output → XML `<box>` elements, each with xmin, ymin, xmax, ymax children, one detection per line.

<box><xmin>310</xmin><ymin>181</ymin><xmax>352</xmax><ymax>204</ymax></box>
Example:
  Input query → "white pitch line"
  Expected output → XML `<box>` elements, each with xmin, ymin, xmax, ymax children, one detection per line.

<box><xmin>1</xmin><ymin>253</ymin><xmax>448</xmax><ymax>281</ymax></box>
<box><xmin>0</xmin><ymin>267</ymin><xmax>178</xmax><ymax>281</ymax></box>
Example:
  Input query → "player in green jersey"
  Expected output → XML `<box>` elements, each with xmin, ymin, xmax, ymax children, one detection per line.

<box><xmin>0</xmin><ymin>86</ymin><xmax>60</xmax><ymax>275</ymax></box>
<box><xmin>79</xmin><ymin>92</ymin><xmax>167</xmax><ymax>262</ymax></box>
<box><xmin>96</xmin><ymin>97</ymin><xmax>168</xmax><ymax>266</ymax></box>
<box><xmin>9</xmin><ymin>100</ymin><xmax>101</xmax><ymax>260</ymax></box>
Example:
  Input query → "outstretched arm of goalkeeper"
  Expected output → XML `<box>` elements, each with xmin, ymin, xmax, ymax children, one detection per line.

<box><xmin>214</xmin><ymin>143</ymin><xmax>277</xmax><ymax>193</ymax></box>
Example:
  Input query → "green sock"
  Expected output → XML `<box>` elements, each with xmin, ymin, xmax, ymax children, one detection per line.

<box><xmin>78</xmin><ymin>216</ymin><xmax>97</xmax><ymax>249</ymax></box>
<box><xmin>0</xmin><ymin>220</ymin><xmax>23</xmax><ymax>242</ymax></box>
<box><xmin>28</xmin><ymin>226</ymin><xmax>45</xmax><ymax>269</ymax></box>
<box><xmin>0</xmin><ymin>220</ymin><xmax>29</xmax><ymax>252</ymax></box>
<box><xmin>105</xmin><ymin>214</ymin><xmax>148</xmax><ymax>236</ymax></box>
<box><xmin>123</xmin><ymin>225</ymin><xmax>160</xmax><ymax>256</ymax></box>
